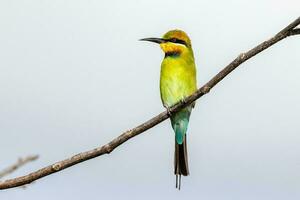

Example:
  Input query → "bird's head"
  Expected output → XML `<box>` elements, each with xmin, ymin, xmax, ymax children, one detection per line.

<box><xmin>140</xmin><ymin>29</ymin><xmax>192</xmax><ymax>56</ymax></box>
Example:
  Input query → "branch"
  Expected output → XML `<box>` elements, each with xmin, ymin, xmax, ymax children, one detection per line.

<box><xmin>0</xmin><ymin>155</ymin><xmax>39</xmax><ymax>180</ymax></box>
<box><xmin>288</xmin><ymin>28</ymin><xmax>300</xmax><ymax>36</ymax></box>
<box><xmin>0</xmin><ymin>17</ymin><xmax>299</xmax><ymax>190</ymax></box>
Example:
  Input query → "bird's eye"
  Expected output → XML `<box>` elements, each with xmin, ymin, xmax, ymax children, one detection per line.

<box><xmin>171</xmin><ymin>38</ymin><xmax>178</xmax><ymax>43</ymax></box>
<box><xmin>169</xmin><ymin>38</ymin><xmax>187</xmax><ymax>46</ymax></box>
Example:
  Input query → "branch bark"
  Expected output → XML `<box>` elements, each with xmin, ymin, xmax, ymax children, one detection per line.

<box><xmin>0</xmin><ymin>17</ymin><xmax>299</xmax><ymax>190</ymax></box>
<box><xmin>0</xmin><ymin>155</ymin><xmax>39</xmax><ymax>180</ymax></box>
<box><xmin>288</xmin><ymin>28</ymin><xmax>300</xmax><ymax>36</ymax></box>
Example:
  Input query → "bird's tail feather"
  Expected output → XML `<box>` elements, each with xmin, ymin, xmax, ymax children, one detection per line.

<box><xmin>174</xmin><ymin>135</ymin><xmax>189</xmax><ymax>190</ymax></box>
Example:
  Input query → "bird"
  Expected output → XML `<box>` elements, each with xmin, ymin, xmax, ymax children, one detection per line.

<box><xmin>140</xmin><ymin>30</ymin><xmax>197</xmax><ymax>189</ymax></box>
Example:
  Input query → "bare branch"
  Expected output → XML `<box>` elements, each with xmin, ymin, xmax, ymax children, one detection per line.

<box><xmin>0</xmin><ymin>17</ymin><xmax>299</xmax><ymax>190</ymax></box>
<box><xmin>288</xmin><ymin>28</ymin><xmax>300</xmax><ymax>36</ymax></box>
<box><xmin>0</xmin><ymin>155</ymin><xmax>39</xmax><ymax>180</ymax></box>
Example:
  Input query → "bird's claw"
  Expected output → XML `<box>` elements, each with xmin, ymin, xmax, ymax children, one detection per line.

<box><xmin>180</xmin><ymin>98</ymin><xmax>187</xmax><ymax>104</ymax></box>
<box><xmin>164</xmin><ymin>104</ymin><xmax>172</xmax><ymax>116</ymax></box>
<box><xmin>166</xmin><ymin>107</ymin><xmax>172</xmax><ymax>116</ymax></box>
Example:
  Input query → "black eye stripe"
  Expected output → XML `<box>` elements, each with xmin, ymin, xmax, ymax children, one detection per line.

<box><xmin>167</xmin><ymin>38</ymin><xmax>187</xmax><ymax>46</ymax></box>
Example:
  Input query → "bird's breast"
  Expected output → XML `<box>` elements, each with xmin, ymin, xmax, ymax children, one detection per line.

<box><xmin>160</xmin><ymin>57</ymin><xmax>197</xmax><ymax>107</ymax></box>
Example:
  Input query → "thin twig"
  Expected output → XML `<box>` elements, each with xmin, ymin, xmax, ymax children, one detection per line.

<box><xmin>0</xmin><ymin>155</ymin><xmax>39</xmax><ymax>179</ymax></box>
<box><xmin>0</xmin><ymin>17</ymin><xmax>299</xmax><ymax>190</ymax></box>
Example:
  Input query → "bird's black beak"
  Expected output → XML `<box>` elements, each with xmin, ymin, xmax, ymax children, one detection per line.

<box><xmin>139</xmin><ymin>37</ymin><xmax>166</xmax><ymax>44</ymax></box>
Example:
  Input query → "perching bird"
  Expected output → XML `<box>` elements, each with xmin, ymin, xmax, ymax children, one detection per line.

<box><xmin>140</xmin><ymin>30</ymin><xmax>197</xmax><ymax>189</ymax></box>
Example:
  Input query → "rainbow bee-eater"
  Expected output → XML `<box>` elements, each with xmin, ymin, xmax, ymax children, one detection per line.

<box><xmin>140</xmin><ymin>30</ymin><xmax>197</xmax><ymax>189</ymax></box>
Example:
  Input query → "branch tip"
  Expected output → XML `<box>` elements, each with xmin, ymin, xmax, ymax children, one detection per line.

<box><xmin>0</xmin><ymin>155</ymin><xmax>39</xmax><ymax>181</ymax></box>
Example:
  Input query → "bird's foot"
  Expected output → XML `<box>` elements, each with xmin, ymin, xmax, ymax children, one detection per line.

<box><xmin>163</xmin><ymin>104</ymin><xmax>172</xmax><ymax>116</ymax></box>
<box><xmin>180</xmin><ymin>98</ymin><xmax>187</xmax><ymax>104</ymax></box>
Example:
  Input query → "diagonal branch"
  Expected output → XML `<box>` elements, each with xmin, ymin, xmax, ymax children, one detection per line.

<box><xmin>0</xmin><ymin>17</ymin><xmax>300</xmax><ymax>190</ymax></box>
<box><xmin>0</xmin><ymin>155</ymin><xmax>39</xmax><ymax>180</ymax></box>
<box><xmin>288</xmin><ymin>28</ymin><xmax>300</xmax><ymax>36</ymax></box>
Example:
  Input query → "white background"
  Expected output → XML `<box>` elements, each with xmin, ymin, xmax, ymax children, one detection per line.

<box><xmin>0</xmin><ymin>0</ymin><xmax>300</xmax><ymax>199</ymax></box>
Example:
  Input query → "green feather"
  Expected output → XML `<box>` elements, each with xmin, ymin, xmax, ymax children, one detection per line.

<box><xmin>171</xmin><ymin>108</ymin><xmax>191</xmax><ymax>144</ymax></box>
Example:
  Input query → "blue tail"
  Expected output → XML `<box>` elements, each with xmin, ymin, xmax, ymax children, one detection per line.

<box><xmin>174</xmin><ymin>119</ymin><xmax>189</xmax><ymax>144</ymax></box>
<box><xmin>171</xmin><ymin>107</ymin><xmax>192</xmax><ymax>188</ymax></box>
<box><xmin>171</xmin><ymin>107</ymin><xmax>191</xmax><ymax>144</ymax></box>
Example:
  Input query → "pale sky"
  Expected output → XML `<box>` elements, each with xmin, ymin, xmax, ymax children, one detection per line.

<box><xmin>0</xmin><ymin>1</ymin><xmax>300</xmax><ymax>199</ymax></box>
